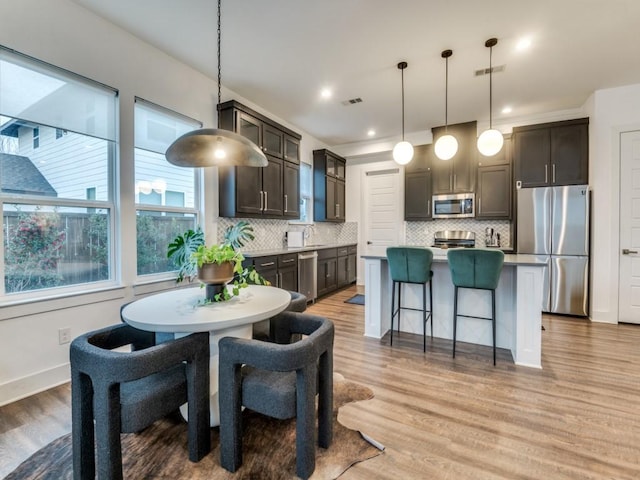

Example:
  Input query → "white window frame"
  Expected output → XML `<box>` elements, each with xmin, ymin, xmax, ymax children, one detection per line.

<box><xmin>0</xmin><ymin>46</ymin><xmax>118</xmax><ymax>302</ymax></box>
<box><xmin>133</xmin><ymin>98</ymin><xmax>202</xmax><ymax>281</ymax></box>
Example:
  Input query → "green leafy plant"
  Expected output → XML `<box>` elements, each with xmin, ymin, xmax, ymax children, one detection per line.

<box><xmin>167</xmin><ymin>222</ymin><xmax>270</xmax><ymax>302</ymax></box>
<box><xmin>166</xmin><ymin>227</ymin><xmax>204</xmax><ymax>282</ymax></box>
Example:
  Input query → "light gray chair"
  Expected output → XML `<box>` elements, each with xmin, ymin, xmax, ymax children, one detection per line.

<box><xmin>219</xmin><ymin>311</ymin><xmax>334</xmax><ymax>479</ymax></box>
<box><xmin>70</xmin><ymin>323</ymin><xmax>210</xmax><ymax>480</ymax></box>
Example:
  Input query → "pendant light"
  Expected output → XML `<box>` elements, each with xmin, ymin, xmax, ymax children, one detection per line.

<box><xmin>166</xmin><ymin>0</ymin><xmax>267</xmax><ymax>168</ymax></box>
<box><xmin>434</xmin><ymin>49</ymin><xmax>458</xmax><ymax>161</ymax></box>
<box><xmin>477</xmin><ymin>38</ymin><xmax>504</xmax><ymax>157</ymax></box>
<box><xmin>392</xmin><ymin>61</ymin><xmax>414</xmax><ymax>166</ymax></box>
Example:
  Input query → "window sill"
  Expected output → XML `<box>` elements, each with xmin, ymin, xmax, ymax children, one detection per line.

<box><xmin>0</xmin><ymin>283</ymin><xmax>126</xmax><ymax>321</ymax></box>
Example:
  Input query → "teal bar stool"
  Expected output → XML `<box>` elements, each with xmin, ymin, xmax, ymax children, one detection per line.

<box><xmin>386</xmin><ymin>247</ymin><xmax>434</xmax><ymax>352</ymax></box>
<box><xmin>447</xmin><ymin>248</ymin><xmax>504</xmax><ymax>365</ymax></box>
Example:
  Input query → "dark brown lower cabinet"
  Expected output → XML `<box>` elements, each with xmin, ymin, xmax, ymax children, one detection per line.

<box><xmin>317</xmin><ymin>248</ymin><xmax>338</xmax><ymax>297</ymax></box>
<box><xmin>249</xmin><ymin>253</ymin><xmax>298</xmax><ymax>291</ymax></box>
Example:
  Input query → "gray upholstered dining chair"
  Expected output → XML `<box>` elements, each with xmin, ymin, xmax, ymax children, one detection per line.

<box><xmin>447</xmin><ymin>248</ymin><xmax>505</xmax><ymax>365</ymax></box>
<box><xmin>70</xmin><ymin>323</ymin><xmax>211</xmax><ymax>480</ymax></box>
<box><xmin>218</xmin><ymin>311</ymin><xmax>334</xmax><ymax>479</ymax></box>
<box><xmin>386</xmin><ymin>246</ymin><xmax>434</xmax><ymax>352</ymax></box>
<box><xmin>252</xmin><ymin>290</ymin><xmax>307</xmax><ymax>341</ymax></box>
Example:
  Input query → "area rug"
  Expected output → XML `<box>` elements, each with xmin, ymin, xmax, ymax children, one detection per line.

<box><xmin>344</xmin><ymin>294</ymin><xmax>365</xmax><ymax>305</ymax></box>
<box><xmin>5</xmin><ymin>375</ymin><xmax>383</xmax><ymax>480</ymax></box>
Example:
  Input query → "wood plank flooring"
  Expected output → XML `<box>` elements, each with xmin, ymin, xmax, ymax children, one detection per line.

<box><xmin>1</xmin><ymin>285</ymin><xmax>639</xmax><ymax>479</ymax></box>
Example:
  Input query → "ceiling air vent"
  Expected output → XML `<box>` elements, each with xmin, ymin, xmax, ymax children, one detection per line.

<box><xmin>341</xmin><ymin>97</ymin><xmax>363</xmax><ymax>106</ymax></box>
<box><xmin>475</xmin><ymin>64</ymin><xmax>506</xmax><ymax>76</ymax></box>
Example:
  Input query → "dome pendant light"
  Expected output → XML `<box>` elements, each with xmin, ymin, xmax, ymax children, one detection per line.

<box><xmin>166</xmin><ymin>0</ymin><xmax>267</xmax><ymax>168</ymax></box>
<box><xmin>434</xmin><ymin>49</ymin><xmax>458</xmax><ymax>161</ymax></box>
<box><xmin>392</xmin><ymin>61</ymin><xmax>414</xmax><ymax>166</ymax></box>
<box><xmin>477</xmin><ymin>38</ymin><xmax>504</xmax><ymax>157</ymax></box>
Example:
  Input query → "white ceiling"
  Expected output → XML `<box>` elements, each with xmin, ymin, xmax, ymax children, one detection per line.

<box><xmin>71</xmin><ymin>0</ymin><xmax>640</xmax><ymax>147</ymax></box>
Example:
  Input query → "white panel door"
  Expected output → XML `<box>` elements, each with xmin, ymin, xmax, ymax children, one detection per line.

<box><xmin>364</xmin><ymin>169</ymin><xmax>401</xmax><ymax>247</ymax></box>
<box><xmin>619</xmin><ymin>130</ymin><xmax>640</xmax><ymax>324</ymax></box>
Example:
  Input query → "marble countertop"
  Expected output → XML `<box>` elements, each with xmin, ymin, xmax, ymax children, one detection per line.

<box><xmin>242</xmin><ymin>242</ymin><xmax>357</xmax><ymax>257</ymax></box>
<box><xmin>361</xmin><ymin>245</ymin><xmax>547</xmax><ymax>267</ymax></box>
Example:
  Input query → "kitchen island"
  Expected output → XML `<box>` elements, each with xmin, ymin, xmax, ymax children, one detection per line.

<box><xmin>362</xmin><ymin>247</ymin><xmax>546</xmax><ymax>368</ymax></box>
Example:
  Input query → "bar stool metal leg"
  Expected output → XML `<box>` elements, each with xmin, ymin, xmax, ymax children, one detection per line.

<box><xmin>492</xmin><ymin>289</ymin><xmax>496</xmax><ymax>366</ymax></box>
<box><xmin>390</xmin><ymin>280</ymin><xmax>396</xmax><ymax>346</ymax></box>
<box><xmin>422</xmin><ymin>283</ymin><xmax>427</xmax><ymax>352</ymax></box>
<box><xmin>452</xmin><ymin>286</ymin><xmax>458</xmax><ymax>358</ymax></box>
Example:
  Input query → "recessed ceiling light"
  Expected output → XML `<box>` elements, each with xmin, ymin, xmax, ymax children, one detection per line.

<box><xmin>502</xmin><ymin>106</ymin><xmax>512</xmax><ymax>114</ymax></box>
<box><xmin>320</xmin><ymin>88</ymin><xmax>332</xmax><ymax>99</ymax></box>
<box><xmin>367</xmin><ymin>129</ymin><xmax>376</xmax><ymax>137</ymax></box>
<box><xmin>516</xmin><ymin>37</ymin><xmax>532</xmax><ymax>51</ymax></box>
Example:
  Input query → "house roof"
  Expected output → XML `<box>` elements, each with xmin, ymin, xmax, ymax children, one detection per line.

<box><xmin>0</xmin><ymin>153</ymin><xmax>57</xmax><ymax>197</ymax></box>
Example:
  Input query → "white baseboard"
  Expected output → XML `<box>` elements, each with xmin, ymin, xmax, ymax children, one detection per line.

<box><xmin>0</xmin><ymin>363</ymin><xmax>70</xmax><ymax>407</ymax></box>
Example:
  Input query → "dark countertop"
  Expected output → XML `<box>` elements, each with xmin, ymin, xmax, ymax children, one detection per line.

<box><xmin>242</xmin><ymin>243</ymin><xmax>357</xmax><ymax>258</ymax></box>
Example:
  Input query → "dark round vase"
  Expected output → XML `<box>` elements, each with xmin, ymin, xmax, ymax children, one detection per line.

<box><xmin>198</xmin><ymin>262</ymin><xmax>235</xmax><ymax>302</ymax></box>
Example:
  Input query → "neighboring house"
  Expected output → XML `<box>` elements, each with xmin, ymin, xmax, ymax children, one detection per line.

<box><xmin>0</xmin><ymin>152</ymin><xmax>57</xmax><ymax>196</ymax></box>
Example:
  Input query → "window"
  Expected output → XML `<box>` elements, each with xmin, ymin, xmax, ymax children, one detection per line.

<box><xmin>0</xmin><ymin>46</ymin><xmax>117</xmax><ymax>296</ymax></box>
<box><xmin>55</xmin><ymin>128</ymin><xmax>66</xmax><ymax>139</ymax></box>
<box><xmin>32</xmin><ymin>127</ymin><xmax>39</xmax><ymax>149</ymax></box>
<box><xmin>134</xmin><ymin>98</ymin><xmax>201</xmax><ymax>276</ymax></box>
<box><xmin>299</xmin><ymin>162</ymin><xmax>313</xmax><ymax>222</ymax></box>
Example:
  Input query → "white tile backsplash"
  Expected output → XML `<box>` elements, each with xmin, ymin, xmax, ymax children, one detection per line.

<box><xmin>406</xmin><ymin>219</ymin><xmax>512</xmax><ymax>248</ymax></box>
<box><xmin>218</xmin><ymin>218</ymin><xmax>358</xmax><ymax>251</ymax></box>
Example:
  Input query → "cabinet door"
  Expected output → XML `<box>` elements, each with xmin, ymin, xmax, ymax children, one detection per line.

<box><xmin>317</xmin><ymin>259</ymin><xmax>329</xmax><ymax>296</ymax></box>
<box><xmin>514</xmin><ymin>128</ymin><xmax>550</xmax><ymax>187</ymax></box>
<box><xmin>283</xmin><ymin>162</ymin><xmax>300</xmax><ymax>218</ymax></box>
<box><xmin>476</xmin><ymin>164</ymin><xmax>512</xmax><ymax>219</ymax></box>
<box><xmin>263</xmin><ymin>123</ymin><xmax>284</xmax><ymax>158</ymax></box>
<box><xmin>324</xmin><ymin>258</ymin><xmax>337</xmax><ymax>292</ymax></box>
<box><xmin>551</xmin><ymin>123</ymin><xmax>588</xmax><ymax>185</ymax></box>
<box><xmin>237</xmin><ymin>111</ymin><xmax>262</xmax><ymax>147</ymax></box>
<box><xmin>347</xmin><ymin>253</ymin><xmax>357</xmax><ymax>284</ymax></box>
<box><xmin>335</xmin><ymin>180</ymin><xmax>345</xmax><ymax>222</ymax></box>
<box><xmin>326</xmin><ymin>177</ymin><xmax>337</xmax><ymax>221</ymax></box>
<box><xmin>337</xmin><ymin>255</ymin><xmax>349</xmax><ymax>287</ymax></box>
<box><xmin>279</xmin><ymin>265</ymin><xmax>298</xmax><ymax>291</ymax></box>
<box><xmin>405</xmin><ymin>144</ymin><xmax>432</xmax><ymax>172</ymax></box>
<box><xmin>335</xmin><ymin>159</ymin><xmax>346</xmax><ymax>180</ymax></box>
<box><xmin>451</xmin><ymin>129</ymin><xmax>476</xmax><ymax>193</ymax></box>
<box><xmin>284</xmin><ymin>134</ymin><xmax>300</xmax><ymax>164</ymax></box>
<box><xmin>262</xmin><ymin>156</ymin><xmax>284</xmax><ymax>216</ymax></box>
<box><xmin>236</xmin><ymin>166</ymin><xmax>263</xmax><ymax>215</ymax></box>
<box><xmin>431</xmin><ymin>157</ymin><xmax>452</xmax><ymax>194</ymax></box>
<box><xmin>405</xmin><ymin>170</ymin><xmax>432</xmax><ymax>220</ymax></box>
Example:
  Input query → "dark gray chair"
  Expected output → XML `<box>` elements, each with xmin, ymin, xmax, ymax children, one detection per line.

<box><xmin>252</xmin><ymin>290</ymin><xmax>307</xmax><ymax>341</ymax></box>
<box><xmin>219</xmin><ymin>311</ymin><xmax>334</xmax><ymax>479</ymax></box>
<box><xmin>70</xmin><ymin>324</ymin><xmax>211</xmax><ymax>480</ymax></box>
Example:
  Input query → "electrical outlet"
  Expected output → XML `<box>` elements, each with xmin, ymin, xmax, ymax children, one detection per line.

<box><xmin>58</xmin><ymin>327</ymin><xmax>71</xmax><ymax>345</ymax></box>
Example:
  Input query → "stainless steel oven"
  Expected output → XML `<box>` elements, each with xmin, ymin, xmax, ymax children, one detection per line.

<box><xmin>432</xmin><ymin>193</ymin><xmax>475</xmax><ymax>219</ymax></box>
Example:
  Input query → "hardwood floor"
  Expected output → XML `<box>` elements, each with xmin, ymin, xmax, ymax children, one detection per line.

<box><xmin>1</xmin><ymin>285</ymin><xmax>639</xmax><ymax>479</ymax></box>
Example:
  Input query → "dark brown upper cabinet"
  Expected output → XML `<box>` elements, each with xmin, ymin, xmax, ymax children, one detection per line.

<box><xmin>404</xmin><ymin>144</ymin><xmax>433</xmax><ymax>220</ymax></box>
<box><xmin>513</xmin><ymin>118</ymin><xmax>588</xmax><ymax>188</ymax></box>
<box><xmin>218</xmin><ymin>100</ymin><xmax>302</xmax><ymax>219</ymax></box>
<box><xmin>313</xmin><ymin>149</ymin><xmax>346</xmax><ymax>222</ymax></box>
<box><xmin>431</xmin><ymin>121</ymin><xmax>478</xmax><ymax>194</ymax></box>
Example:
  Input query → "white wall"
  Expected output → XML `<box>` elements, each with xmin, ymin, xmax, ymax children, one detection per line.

<box><xmin>587</xmin><ymin>84</ymin><xmax>640</xmax><ymax>323</ymax></box>
<box><xmin>0</xmin><ymin>0</ymin><xmax>325</xmax><ymax>404</ymax></box>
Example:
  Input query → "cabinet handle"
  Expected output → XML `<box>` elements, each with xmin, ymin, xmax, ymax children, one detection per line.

<box><xmin>264</xmin><ymin>190</ymin><xmax>268</xmax><ymax>211</ymax></box>
<box><xmin>336</xmin><ymin>204</ymin><xmax>340</xmax><ymax>218</ymax></box>
<box><xmin>427</xmin><ymin>199</ymin><xmax>431</xmax><ymax>215</ymax></box>
<box><xmin>260</xmin><ymin>261</ymin><xmax>275</xmax><ymax>267</ymax></box>
<box><xmin>259</xmin><ymin>191</ymin><xmax>264</xmax><ymax>211</ymax></box>
<box><xmin>552</xmin><ymin>164</ymin><xmax>556</xmax><ymax>184</ymax></box>
<box><xmin>281</xmin><ymin>258</ymin><xmax>295</xmax><ymax>263</ymax></box>
<box><xmin>478</xmin><ymin>197</ymin><xmax>481</xmax><ymax>213</ymax></box>
<box><xmin>453</xmin><ymin>174</ymin><xmax>457</xmax><ymax>190</ymax></box>
<box><xmin>544</xmin><ymin>165</ymin><xmax>548</xmax><ymax>183</ymax></box>
<box><xmin>284</xmin><ymin>194</ymin><xmax>288</xmax><ymax>213</ymax></box>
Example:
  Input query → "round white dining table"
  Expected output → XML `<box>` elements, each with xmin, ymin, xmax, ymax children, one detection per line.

<box><xmin>121</xmin><ymin>284</ymin><xmax>291</xmax><ymax>426</ymax></box>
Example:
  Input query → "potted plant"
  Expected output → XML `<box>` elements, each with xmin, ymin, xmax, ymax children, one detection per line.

<box><xmin>167</xmin><ymin>221</ymin><xmax>269</xmax><ymax>302</ymax></box>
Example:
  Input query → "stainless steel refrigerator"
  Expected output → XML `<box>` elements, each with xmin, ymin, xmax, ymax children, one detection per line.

<box><xmin>516</xmin><ymin>185</ymin><xmax>589</xmax><ymax>316</ymax></box>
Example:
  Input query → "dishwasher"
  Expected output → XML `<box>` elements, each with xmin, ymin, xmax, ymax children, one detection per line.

<box><xmin>298</xmin><ymin>251</ymin><xmax>317</xmax><ymax>303</ymax></box>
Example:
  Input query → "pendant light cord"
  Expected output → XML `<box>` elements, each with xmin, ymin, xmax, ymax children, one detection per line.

<box><xmin>217</xmin><ymin>0</ymin><xmax>222</xmax><ymax>128</ymax></box>
<box><xmin>401</xmin><ymin>66</ymin><xmax>405</xmax><ymax>141</ymax></box>
<box><xmin>445</xmin><ymin>55</ymin><xmax>449</xmax><ymax>133</ymax></box>
<box><xmin>489</xmin><ymin>43</ymin><xmax>493</xmax><ymax>129</ymax></box>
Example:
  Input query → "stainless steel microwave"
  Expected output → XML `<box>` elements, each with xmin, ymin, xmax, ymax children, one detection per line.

<box><xmin>432</xmin><ymin>193</ymin><xmax>475</xmax><ymax>219</ymax></box>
